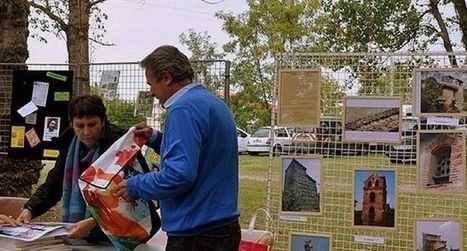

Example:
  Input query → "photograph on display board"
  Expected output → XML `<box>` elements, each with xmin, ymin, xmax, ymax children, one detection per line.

<box><xmin>413</xmin><ymin>68</ymin><xmax>467</xmax><ymax>116</ymax></box>
<box><xmin>417</xmin><ymin>130</ymin><xmax>465</xmax><ymax>193</ymax></box>
<box><xmin>353</xmin><ymin>169</ymin><xmax>396</xmax><ymax>229</ymax></box>
<box><xmin>415</xmin><ymin>219</ymin><xmax>462</xmax><ymax>251</ymax></box>
<box><xmin>277</xmin><ymin>69</ymin><xmax>321</xmax><ymax>128</ymax></box>
<box><xmin>289</xmin><ymin>232</ymin><xmax>331</xmax><ymax>251</ymax></box>
<box><xmin>134</xmin><ymin>91</ymin><xmax>154</xmax><ymax>117</ymax></box>
<box><xmin>343</xmin><ymin>96</ymin><xmax>402</xmax><ymax>144</ymax></box>
<box><xmin>43</xmin><ymin>116</ymin><xmax>60</xmax><ymax>142</ymax></box>
<box><xmin>280</xmin><ymin>156</ymin><xmax>322</xmax><ymax>215</ymax></box>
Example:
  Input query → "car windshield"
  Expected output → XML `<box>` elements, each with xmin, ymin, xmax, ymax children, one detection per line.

<box><xmin>251</xmin><ymin>128</ymin><xmax>270</xmax><ymax>137</ymax></box>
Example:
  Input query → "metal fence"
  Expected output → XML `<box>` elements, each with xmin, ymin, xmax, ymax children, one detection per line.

<box><xmin>0</xmin><ymin>60</ymin><xmax>230</xmax><ymax>154</ymax></box>
<box><xmin>269</xmin><ymin>52</ymin><xmax>467</xmax><ymax>250</ymax></box>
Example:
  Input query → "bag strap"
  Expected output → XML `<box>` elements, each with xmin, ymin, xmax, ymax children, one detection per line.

<box><xmin>136</xmin><ymin>151</ymin><xmax>151</xmax><ymax>173</ymax></box>
<box><xmin>248</xmin><ymin>208</ymin><xmax>274</xmax><ymax>232</ymax></box>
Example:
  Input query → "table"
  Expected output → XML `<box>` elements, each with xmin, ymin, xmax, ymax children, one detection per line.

<box><xmin>68</xmin><ymin>239</ymin><xmax>165</xmax><ymax>251</ymax></box>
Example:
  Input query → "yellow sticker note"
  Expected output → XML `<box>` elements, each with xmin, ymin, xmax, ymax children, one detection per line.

<box><xmin>11</xmin><ymin>126</ymin><xmax>25</xmax><ymax>148</ymax></box>
<box><xmin>43</xmin><ymin>149</ymin><xmax>60</xmax><ymax>158</ymax></box>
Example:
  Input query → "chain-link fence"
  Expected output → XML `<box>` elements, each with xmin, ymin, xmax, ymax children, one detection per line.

<box><xmin>0</xmin><ymin>60</ymin><xmax>230</xmax><ymax>154</ymax></box>
<box><xmin>269</xmin><ymin>52</ymin><xmax>467</xmax><ymax>250</ymax></box>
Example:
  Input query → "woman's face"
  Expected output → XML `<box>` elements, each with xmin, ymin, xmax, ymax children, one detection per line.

<box><xmin>72</xmin><ymin>115</ymin><xmax>104</xmax><ymax>148</ymax></box>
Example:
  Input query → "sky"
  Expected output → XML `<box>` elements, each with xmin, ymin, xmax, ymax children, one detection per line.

<box><xmin>26</xmin><ymin>0</ymin><xmax>248</xmax><ymax>63</ymax></box>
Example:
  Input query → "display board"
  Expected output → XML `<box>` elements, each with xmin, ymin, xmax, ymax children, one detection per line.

<box><xmin>9</xmin><ymin>70</ymin><xmax>73</xmax><ymax>160</ymax></box>
<box><xmin>271</xmin><ymin>53</ymin><xmax>467</xmax><ymax>251</ymax></box>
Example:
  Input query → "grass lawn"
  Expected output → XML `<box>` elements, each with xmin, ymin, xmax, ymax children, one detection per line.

<box><xmin>36</xmin><ymin>155</ymin><xmax>273</xmax><ymax>229</ymax></box>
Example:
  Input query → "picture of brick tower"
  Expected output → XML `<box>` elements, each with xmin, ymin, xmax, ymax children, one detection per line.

<box><xmin>354</xmin><ymin>170</ymin><xmax>395</xmax><ymax>228</ymax></box>
<box><xmin>361</xmin><ymin>173</ymin><xmax>387</xmax><ymax>225</ymax></box>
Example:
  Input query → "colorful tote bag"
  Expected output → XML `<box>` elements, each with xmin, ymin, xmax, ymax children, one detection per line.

<box><xmin>78</xmin><ymin>128</ymin><xmax>160</xmax><ymax>251</ymax></box>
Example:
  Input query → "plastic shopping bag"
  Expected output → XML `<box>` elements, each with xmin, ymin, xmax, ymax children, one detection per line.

<box><xmin>239</xmin><ymin>209</ymin><xmax>274</xmax><ymax>251</ymax></box>
<box><xmin>78</xmin><ymin>128</ymin><xmax>160</xmax><ymax>251</ymax></box>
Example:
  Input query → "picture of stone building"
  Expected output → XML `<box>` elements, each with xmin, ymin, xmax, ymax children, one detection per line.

<box><xmin>354</xmin><ymin>170</ymin><xmax>395</xmax><ymax>228</ymax></box>
<box><xmin>281</xmin><ymin>157</ymin><xmax>321</xmax><ymax>214</ymax></box>
<box><xmin>419</xmin><ymin>70</ymin><xmax>467</xmax><ymax>115</ymax></box>
<box><xmin>416</xmin><ymin>220</ymin><xmax>461</xmax><ymax>251</ymax></box>
<box><xmin>418</xmin><ymin>132</ymin><xmax>465</xmax><ymax>192</ymax></box>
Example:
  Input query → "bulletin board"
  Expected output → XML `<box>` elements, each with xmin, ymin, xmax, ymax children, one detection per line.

<box><xmin>8</xmin><ymin>70</ymin><xmax>73</xmax><ymax>160</ymax></box>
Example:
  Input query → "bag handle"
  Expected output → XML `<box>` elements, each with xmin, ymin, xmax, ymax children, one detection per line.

<box><xmin>248</xmin><ymin>208</ymin><xmax>273</xmax><ymax>232</ymax></box>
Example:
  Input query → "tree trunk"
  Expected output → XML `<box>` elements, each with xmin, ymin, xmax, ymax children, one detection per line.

<box><xmin>452</xmin><ymin>0</ymin><xmax>467</xmax><ymax>50</ymax></box>
<box><xmin>428</xmin><ymin>0</ymin><xmax>458</xmax><ymax>66</ymax></box>
<box><xmin>0</xmin><ymin>0</ymin><xmax>29</xmax><ymax>62</ymax></box>
<box><xmin>0</xmin><ymin>1</ymin><xmax>43</xmax><ymax>197</ymax></box>
<box><xmin>67</xmin><ymin>0</ymin><xmax>91</xmax><ymax>95</ymax></box>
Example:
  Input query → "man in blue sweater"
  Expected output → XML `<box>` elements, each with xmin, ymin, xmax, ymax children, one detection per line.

<box><xmin>115</xmin><ymin>45</ymin><xmax>241</xmax><ymax>251</ymax></box>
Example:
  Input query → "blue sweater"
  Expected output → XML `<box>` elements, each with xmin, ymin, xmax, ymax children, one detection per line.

<box><xmin>127</xmin><ymin>85</ymin><xmax>239</xmax><ymax>236</ymax></box>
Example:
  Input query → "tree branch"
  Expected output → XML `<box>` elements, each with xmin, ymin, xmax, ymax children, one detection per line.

<box><xmin>28</xmin><ymin>1</ymin><xmax>67</xmax><ymax>31</ymax></box>
<box><xmin>451</xmin><ymin>0</ymin><xmax>467</xmax><ymax>49</ymax></box>
<box><xmin>90</xmin><ymin>0</ymin><xmax>107</xmax><ymax>7</ymax></box>
<box><xmin>89</xmin><ymin>37</ymin><xmax>115</xmax><ymax>46</ymax></box>
<box><xmin>428</xmin><ymin>0</ymin><xmax>457</xmax><ymax>66</ymax></box>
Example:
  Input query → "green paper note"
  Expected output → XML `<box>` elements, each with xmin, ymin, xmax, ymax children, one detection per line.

<box><xmin>46</xmin><ymin>72</ymin><xmax>67</xmax><ymax>82</ymax></box>
<box><xmin>54</xmin><ymin>92</ymin><xmax>70</xmax><ymax>101</ymax></box>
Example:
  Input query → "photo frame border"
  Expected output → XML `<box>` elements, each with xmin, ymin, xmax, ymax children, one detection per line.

<box><xmin>352</xmin><ymin>167</ymin><xmax>398</xmax><ymax>230</ymax></box>
<box><xmin>414</xmin><ymin>217</ymin><xmax>463</xmax><ymax>251</ymax></box>
<box><xmin>279</xmin><ymin>155</ymin><xmax>323</xmax><ymax>216</ymax></box>
<box><xmin>342</xmin><ymin>96</ymin><xmax>402</xmax><ymax>144</ymax></box>
<box><xmin>277</xmin><ymin>69</ymin><xmax>322</xmax><ymax>128</ymax></box>
<box><xmin>412</xmin><ymin>67</ymin><xmax>467</xmax><ymax>116</ymax></box>
<box><xmin>416</xmin><ymin>130</ymin><xmax>466</xmax><ymax>193</ymax></box>
<box><xmin>289</xmin><ymin>231</ymin><xmax>332</xmax><ymax>251</ymax></box>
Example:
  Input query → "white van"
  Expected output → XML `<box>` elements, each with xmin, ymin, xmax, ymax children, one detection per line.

<box><xmin>247</xmin><ymin>126</ymin><xmax>293</xmax><ymax>155</ymax></box>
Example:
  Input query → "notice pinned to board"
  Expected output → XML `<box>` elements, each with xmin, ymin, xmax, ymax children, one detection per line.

<box><xmin>17</xmin><ymin>101</ymin><xmax>38</xmax><ymax>117</ymax></box>
<box><xmin>11</xmin><ymin>126</ymin><xmax>25</xmax><ymax>148</ymax></box>
<box><xmin>43</xmin><ymin>149</ymin><xmax>60</xmax><ymax>158</ymax></box>
<box><xmin>32</xmin><ymin>81</ymin><xmax>49</xmax><ymax>107</ymax></box>
<box><xmin>25</xmin><ymin>111</ymin><xmax>37</xmax><ymax>125</ymax></box>
<box><xmin>46</xmin><ymin>71</ymin><xmax>67</xmax><ymax>82</ymax></box>
<box><xmin>54</xmin><ymin>92</ymin><xmax>70</xmax><ymax>101</ymax></box>
<box><xmin>25</xmin><ymin>128</ymin><xmax>41</xmax><ymax>148</ymax></box>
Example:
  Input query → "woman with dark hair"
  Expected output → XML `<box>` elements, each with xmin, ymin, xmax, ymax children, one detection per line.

<box><xmin>16</xmin><ymin>95</ymin><xmax>125</xmax><ymax>242</ymax></box>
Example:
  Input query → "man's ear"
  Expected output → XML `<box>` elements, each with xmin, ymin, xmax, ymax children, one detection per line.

<box><xmin>161</xmin><ymin>72</ymin><xmax>172</xmax><ymax>86</ymax></box>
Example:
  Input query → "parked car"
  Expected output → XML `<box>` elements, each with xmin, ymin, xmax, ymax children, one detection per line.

<box><xmin>288</xmin><ymin>116</ymin><xmax>368</xmax><ymax>156</ymax></box>
<box><xmin>247</xmin><ymin>126</ymin><xmax>293</xmax><ymax>155</ymax></box>
<box><xmin>237</xmin><ymin>127</ymin><xmax>250</xmax><ymax>153</ymax></box>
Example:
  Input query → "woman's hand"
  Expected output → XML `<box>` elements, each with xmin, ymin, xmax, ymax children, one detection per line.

<box><xmin>0</xmin><ymin>214</ymin><xmax>19</xmax><ymax>226</ymax></box>
<box><xmin>66</xmin><ymin>217</ymin><xmax>97</xmax><ymax>239</ymax></box>
<box><xmin>16</xmin><ymin>209</ymin><xmax>32</xmax><ymax>224</ymax></box>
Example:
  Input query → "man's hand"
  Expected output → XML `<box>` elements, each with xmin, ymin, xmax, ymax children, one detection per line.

<box><xmin>16</xmin><ymin>209</ymin><xmax>32</xmax><ymax>224</ymax></box>
<box><xmin>114</xmin><ymin>180</ymin><xmax>132</xmax><ymax>202</ymax></box>
<box><xmin>66</xmin><ymin>217</ymin><xmax>97</xmax><ymax>239</ymax></box>
<box><xmin>134</xmin><ymin>122</ymin><xmax>153</xmax><ymax>142</ymax></box>
<box><xmin>0</xmin><ymin>214</ymin><xmax>19</xmax><ymax>226</ymax></box>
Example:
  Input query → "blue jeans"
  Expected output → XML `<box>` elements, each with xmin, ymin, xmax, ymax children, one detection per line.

<box><xmin>166</xmin><ymin>220</ymin><xmax>241</xmax><ymax>251</ymax></box>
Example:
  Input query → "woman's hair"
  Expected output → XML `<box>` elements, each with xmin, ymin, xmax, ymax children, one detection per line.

<box><xmin>68</xmin><ymin>95</ymin><xmax>107</xmax><ymax>121</ymax></box>
<box><xmin>140</xmin><ymin>45</ymin><xmax>194</xmax><ymax>83</ymax></box>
